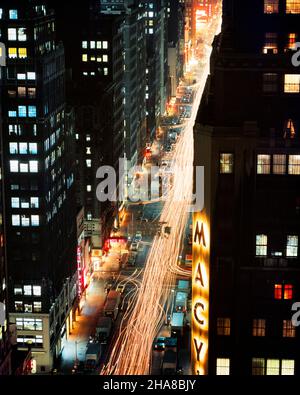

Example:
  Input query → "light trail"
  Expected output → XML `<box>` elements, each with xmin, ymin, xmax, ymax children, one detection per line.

<box><xmin>101</xmin><ymin>9</ymin><xmax>222</xmax><ymax>375</ymax></box>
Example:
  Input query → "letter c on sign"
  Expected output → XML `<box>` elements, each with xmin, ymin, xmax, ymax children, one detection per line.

<box><xmin>194</xmin><ymin>302</ymin><xmax>204</xmax><ymax>325</ymax></box>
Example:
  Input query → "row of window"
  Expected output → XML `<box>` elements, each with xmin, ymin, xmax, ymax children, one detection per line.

<box><xmin>264</xmin><ymin>0</ymin><xmax>300</xmax><ymax>13</ymax></box>
<box><xmin>256</xmin><ymin>235</ymin><xmax>298</xmax><ymax>257</ymax></box>
<box><xmin>220</xmin><ymin>154</ymin><xmax>300</xmax><ymax>175</ymax></box>
<box><xmin>10</xmin><ymin>160</ymin><xmax>38</xmax><ymax>173</ymax></box>
<box><xmin>16</xmin><ymin>317</ymin><xmax>42</xmax><ymax>331</ymax></box>
<box><xmin>9</xmin><ymin>142</ymin><xmax>38</xmax><ymax>155</ymax></box>
<box><xmin>14</xmin><ymin>285</ymin><xmax>41</xmax><ymax>297</ymax></box>
<box><xmin>82</xmin><ymin>40</ymin><xmax>108</xmax><ymax>49</ymax></box>
<box><xmin>8</xmin><ymin>87</ymin><xmax>36</xmax><ymax>99</ymax></box>
<box><xmin>217</xmin><ymin>358</ymin><xmax>295</xmax><ymax>375</ymax></box>
<box><xmin>263</xmin><ymin>74</ymin><xmax>300</xmax><ymax>94</ymax></box>
<box><xmin>11</xmin><ymin>197</ymin><xmax>39</xmax><ymax>209</ymax></box>
<box><xmin>8</xmin><ymin>47</ymin><xmax>28</xmax><ymax>59</ymax></box>
<box><xmin>0</xmin><ymin>9</ymin><xmax>18</xmax><ymax>20</ymax></box>
<box><xmin>8</xmin><ymin>106</ymin><xmax>37</xmax><ymax>118</ymax></box>
<box><xmin>17</xmin><ymin>335</ymin><xmax>43</xmax><ymax>348</ymax></box>
<box><xmin>263</xmin><ymin>32</ymin><xmax>297</xmax><ymax>53</ymax></box>
<box><xmin>217</xmin><ymin>318</ymin><xmax>296</xmax><ymax>337</ymax></box>
<box><xmin>8</xmin><ymin>27</ymin><xmax>27</xmax><ymax>41</ymax></box>
<box><xmin>82</xmin><ymin>69</ymin><xmax>109</xmax><ymax>77</ymax></box>
<box><xmin>82</xmin><ymin>54</ymin><xmax>108</xmax><ymax>62</ymax></box>
<box><xmin>12</xmin><ymin>214</ymin><xmax>40</xmax><ymax>227</ymax></box>
<box><xmin>15</xmin><ymin>301</ymin><xmax>42</xmax><ymax>313</ymax></box>
<box><xmin>9</xmin><ymin>124</ymin><xmax>37</xmax><ymax>137</ymax></box>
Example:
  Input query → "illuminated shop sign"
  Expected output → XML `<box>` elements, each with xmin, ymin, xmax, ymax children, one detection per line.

<box><xmin>192</xmin><ymin>213</ymin><xmax>210</xmax><ymax>375</ymax></box>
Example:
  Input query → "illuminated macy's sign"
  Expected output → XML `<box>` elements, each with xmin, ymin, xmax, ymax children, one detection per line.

<box><xmin>192</xmin><ymin>215</ymin><xmax>209</xmax><ymax>375</ymax></box>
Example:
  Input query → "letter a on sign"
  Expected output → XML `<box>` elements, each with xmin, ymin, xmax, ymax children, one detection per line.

<box><xmin>196</xmin><ymin>263</ymin><xmax>204</xmax><ymax>287</ymax></box>
<box><xmin>194</xmin><ymin>222</ymin><xmax>206</xmax><ymax>247</ymax></box>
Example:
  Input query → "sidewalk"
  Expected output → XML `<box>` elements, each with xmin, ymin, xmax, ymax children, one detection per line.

<box><xmin>60</xmin><ymin>278</ymin><xmax>106</xmax><ymax>373</ymax></box>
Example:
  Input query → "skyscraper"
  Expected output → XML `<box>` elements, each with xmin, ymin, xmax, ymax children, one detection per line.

<box><xmin>195</xmin><ymin>0</ymin><xmax>300</xmax><ymax>375</ymax></box>
<box><xmin>0</xmin><ymin>2</ymin><xmax>77</xmax><ymax>372</ymax></box>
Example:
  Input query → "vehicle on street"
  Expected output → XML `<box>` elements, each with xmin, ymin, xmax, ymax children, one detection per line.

<box><xmin>153</xmin><ymin>337</ymin><xmax>166</xmax><ymax>351</ymax></box>
<box><xmin>95</xmin><ymin>316</ymin><xmax>112</xmax><ymax>344</ymax></box>
<box><xmin>130</xmin><ymin>242</ymin><xmax>139</xmax><ymax>251</ymax></box>
<box><xmin>134</xmin><ymin>232</ymin><xmax>142</xmax><ymax>242</ymax></box>
<box><xmin>128</xmin><ymin>252</ymin><xmax>137</xmax><ymax>266</ymax></box>
<box><xmin>116</xmin><ymin>284</ymin><xmax>126</xmax><ymax>294</ymax></box>
<box><xmin>171</xmin><ymin>312</ymin><xmax>185</xmax><ymax>337</ymax></box>
<box><xmin>104</xmin><ymin>290</ymin><xmax>121</xmax><ymax>320</ymax></box>
<box><xmin>85</xmin><ymin>343</ymin><xmax>101</xmax><ymax>371</ymax></box>
<box><xmin>161</xmin><ymin>349</ymin><xmax>177</xmax><ymax>375</ymax></box>
<box><xmin>175</xmin><ymin>291</ymin><xmax>188</xmax><ymax>312</ymax></box>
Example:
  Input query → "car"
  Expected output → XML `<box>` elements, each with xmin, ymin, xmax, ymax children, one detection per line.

<box><xmin>153</xmin><ymin>337</ymin><xmax>166</xmax><ymax>351</ymax></box>
<box><xmin>130</xmin><ymin>242</ymin><xmax>139</xmax><ymax>251</ymax></box>
<box><xmin>128</xmin><ymin>253</ymin><xmax>136</xmax><ymax>266</ymax></box>
<box><xmin>134</xmin><ymin>232</ymin><xmax>142</xmax><ymax>242</ymax></box>
<box><xmin>116</xmin><ymin>284</ymin><xmax>126</xmax><ymax>294</ymax></box>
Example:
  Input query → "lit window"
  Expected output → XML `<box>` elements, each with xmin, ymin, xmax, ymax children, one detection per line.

<box><xmin>12</xmin><ymin>214</ymin><xmax>20</xmax><ymax>226</ymax></box>
<box><xmin>96</xmin><ymin>41</ymin><xmax>101</xmax><ymax>49</ymax></box>
<box><xmin>8</xmin><ymin>28</ymin><xmax>17</xmax><ymax>40</ymax></box>
<box><xmin>287</xmin><ymin>33</ymin><xmax>297</xmax><ymax>50</ymax></box>
<box><xmin>8</xmin><ymin>111</ymin><xmax>17</xmax><ymax>117</ymax></box>
<box><xmin>284</xmin><ymin>74</ymin><xmax>300</xmax><ymax>93</ymax></box>
<box><xmin>10</xmin><ymin>160</ymin><xmax>19</xmax><ymax>172</ymax></box>
<box><xmin>17</xmin><ymin>73</ymin><xmax>26</xmax><ymax>80</ymax></box>
<box><xmin>256</xmin><ymin>234</ymin><xmax>268</xmax><ymax>256</ymax></box>
<box><xmin>24</xmin><ymin>304</ymin><xmax>32</xmax><ymax>313</ymax></box>
<box><xmin>86</xmin><ymin>135</ymin><xmax>91</xmax><ymax>142</ymax></box>
<box><xmin>82</xmin><ymin>41</ymin><xmax>87</xmax><ymax>49</ymax></box>
<box><xmin>30</xmin><ymin>197</ymin><xmax>39</xmax><ymax>208</ymax></box>
<box><xmin>8</xmin><ymin>48</ymin><xmax>17</xmax><ymax>59</ymax></box>
<box><xmin>87</xmin><ymin>185</ymin><xmax>92</xmax><ymax>192</ymax></box>
<box><xmin>252</xmin><ymin>319</ymin><xmax>266</xmax><ymax>337</ymax></box>
<box><xmin>34</xmin><ymin>302</ymin><xmax>42</xmax><ymax>313</ymax></box>
<box><xmin>103</xmin><ymin>54</ymin><xmax>108</xmax><ymax>62</ymax></box>
<box><xmin>273</xmin><ymin>154</ymin><xmax>286</xmax><ymax>174</ymax></box>
<box><xmin>82</xmin><ymin>54</ymin><xmax>88</xmax><ymax>62</ymax></box>
<box><xmin>217</xmin><ymin>318</ymin><xmax>231</xmax><ymax>336</ymax></box>
<box><xmin>18</xmin><ymin>28</ymin><xmax>27</xmax><ymax>41</ymax></box>
<box><xmin>263</xmin><ymin>73</ymin><xmax>278</xmax><ymax>92</ymax></box>
<box><xmin>264</xmin><ymin>0</ymin><xmax>279</xmax><ymax>13</ymax></box>
<box><xmin>252</xmin><ymin>358</ymin><xmax>265</xmax><ymax>375</ymax></box>
<box><xmin>29</xmin><ymin>161</ymin><xmax>38</xmax><ymax>173</ymax></box>
<box><xmin>15</xmin><ymin>301</ymin><xmax>23</xmax><ymax>312</ymax></box>
<box><xmin>29</xmin><ymin>143</ymin><xmax>38</xmax><ymax>154</ymax></box>
<box><xmin>274</xmin><ymin>284</ymin><xmax>283</xmax><ymax>299</ymax></box>
<box><xmin>23</xmin><ymin>285</ymin><xmax>32</xmax><ymax>296</ymax></box>
<box><xmin>28</xmin><ymin>106</ymin><xmax>37</xmax><ymax>117</ymax></box>
<box><xmin>31</xmin><ymin>215</ymin><xmax>39</xmax><ymax>227</ymax></box>
<box><xmin>287</xmin><ymin>235</ymin><xmax>298</xmax><ymax>257</ymax></box>
<box><xmin>14</xmin><ymin>287</ymin><xmax>23</xmax><ymax>295</ymax></box>
<box><xmin>18</xmin><ymin>48</ymin><xmax>27</xmax><ymax>58</ymax></box>
<box><xmin>21</xmin><ymin>215</ymin><xmax>30</xmax><ymax>227</ymax></box>
<box><xmin>284</xmin><ymin>284</ymin><xmax>293</xmax><ymax>300</ymax></box>
<box><xmin>20</xmin><ymin>163</ymin><xmax>29</xmax><ymax>173</ymax></box>
<box><xmin>283</xmin><ymin>320</ymin><xmax>296</xmax><ymax>337</ymax></box>
<box><xmin>18</xmin><ymin>106</ymin><xmax>27</xmax><ymax>117</ymax></box>
<box><xmin>11</xmin><ymin>197</ymin><xmax>20</xmax><ymax>208</ymax></box>
<box><xmin>96</xmin><ymin>57</ymin><xmax>102</xmax><ymax>62</ymax></box>
<box><xmin>19</xmin><ymin>143</ymin><xmax>28</xmax><ymax>154</ymax></box>
<box><xmin>149</xmin><ymin>28</ymin><xmax>154</xmax><ymax>34</ymax></box>
<box><xmin>18</xmin><ymin>87</ymin><xmax>26</xmax><ymax>98</ymax></box>
<box><xmin>28</xmin><ymin>87</ymin><xmax>36</xmax><ymax>99</ymax></box>
<box><xmin>288</xmin><ymin>155</ymin><xmax>300</xmax><ymax>175</ymax></box>
<box><xmin>263</xmin><ymin>33</ymin><xmax>278</xmax><ymax>54</ymax></box>
<box><xmin>104</xmin><ymin>68</ymin><xmax>108</xmax><ymax>76</ymax></box>
<box><xmin>33</xmin><ymin>286</ymin><xmax>41</xmax><ymax>296</ymax></box>
<box><xmin>216</xmin><ymin>358</ymin><xmax>230</xmax><ymax>375</ymax></box>
<box><xmin>9</xmin><ymin>142</ymin><xmax>18</xmax><ymax>154</ymax></box>
<box><xmin>257</xmin><ymin>154</ymin><xmax>271</xmax><ymax>174</ymax></box>
<box><xmin>90</xmin><ymin>56</ymin><xmax>95</xmax><ymax>61</ymax></box>
<box><xmin>9</xmin><ymin>10</ymin><xmax>18</xmax><ymax>20</ymax></box>
<box><xmin>267</xmin><ymin>359</ymin><xmax>280</xmax><ymax>375</ymax></box>
<box><xmin>286</xmin><ymin>0</ymin><xmax>300</xmax><ymax>13</ymax></box>
<box><xmin>90</xmin><ymin>41</ymin><xmax>95</xmax><ymax>49</ymax></box>
<box><xmin>27</xmin><ymin>72</ymin><xmax>36</xmax><ymax>80</ymax></box>
<box><xmin>281</xmin><ymin>360</ymin><xmax>295</xmax><ymax>375</ymax></box>
<box><xmin>220</xmin><ymin>153</ymin><xmax>234</xmax><ymax>174</ymax></box>
<box><xmin>102</xmin><ymin>41</ymin><xmax>108</xmax><ymax>49</ymax></box>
